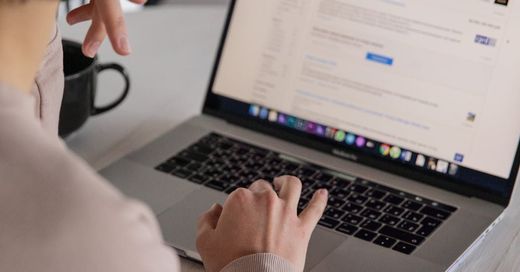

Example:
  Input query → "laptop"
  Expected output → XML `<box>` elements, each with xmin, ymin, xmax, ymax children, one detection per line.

<box><xmin>100</xmin><ymin>0</ymin><xmax>520</xmax><ymax>271</ymax></box>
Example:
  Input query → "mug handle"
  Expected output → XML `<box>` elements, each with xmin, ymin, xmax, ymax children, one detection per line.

<box><xmin>92</xmin><ymin>63</ymin><xmax>130</xmax><ymax>116</ymax></box>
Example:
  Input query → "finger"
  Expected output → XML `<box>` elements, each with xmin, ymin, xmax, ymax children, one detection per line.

<box><xmin>95</xmin><ymin>0</ymin><xmax>132</xmax><ymax>55</ymax></box>
<box><xmin>82</xmin><ymin>11</ymin><xmax>106</xmax><ymax>58</ymax></box>
<box><xmin>299</xmin><ymin>189</ymin><xmax>328</xmax><ymax>230</ymax></box>
<box><xmin>66</xmin><ymin>4</ymin><xmax>94</xmax><ymax>25</ymax></box>
<box><xmin>273</xmin><ymin>176</ymin><xmax>302</xmax><ymax>208</ymax></box>
<box><xmin>249</xmin><ymin>180</ymin><xmax>275</xmax><ymax>194</ymax></box>
<box><xmin>197</xmin><ymin>203</ymin><xmax>223</xmax><ymax>235</ymax></box>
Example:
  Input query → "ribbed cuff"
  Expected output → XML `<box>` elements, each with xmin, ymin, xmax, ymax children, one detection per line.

<box><xmin>220</xmin><ymin>253</ymin><xmax>297</xmax><ymax>272</ymax></box>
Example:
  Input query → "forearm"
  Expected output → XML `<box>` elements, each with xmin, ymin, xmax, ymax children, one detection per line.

<box><xmin>0</xmin><ymin>1</ymin><xmax>58</xmax><ymax>92</ymax></box>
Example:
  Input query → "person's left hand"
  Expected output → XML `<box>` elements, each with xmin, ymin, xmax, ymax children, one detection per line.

<box><xmin>66</xmin><ymin>0</ymin><xmax>148</xmax><ymax>58</ymax></box>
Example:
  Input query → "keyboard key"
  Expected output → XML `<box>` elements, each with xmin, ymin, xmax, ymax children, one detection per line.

<box><xmin>179</xmin><ymin>151</ymin><xmax>208</xmax><ymax>163</ymax></box>
<box><xmin>313</xmin><ymin>183</ymin><xmax>335</xmax><ymax>191</ymax></box>
<box><xmin>171</xmin><ymin>168</ymin><xmax>193</xmax><ymax>179</ymax></box>
<box><xmin>251</xmin><ymin>146</ymin><xmax>270</xmax><ymax>156</ymax></box>
<box><xmin>294</xmin><ymin>167</ymin><xmax>317</xmax><ymax>178</ymax></box>
<box><xmin>188</xmin><ymin>174</ymin><xmax>209</xmax><ymax>184</ymax></box>
<box><xmin>432</xmin><ymin>202</ymin><xmax>458</xmax><ymax>213</ymax></box>
<box><xmin>402</xmin><ymin>200</ymin><xmax>424</xmax><ymax>211</ymax></box>
<box><xmin>366</xmin><ymin>199</ymin><xmax>386</xmax><ymax>211</ymax></box>
<box><xmin>365</xmin><ymin>189</ymin><xmax>387</xmax><ymax>200</ymax></box>
<box><xmin>384</xmin><ymin>194</ymin><xmax>405</xmax><ymax>205</ymax></box>
<box><xmin>218</xmin><ymin>141</ymin><xmax>233</xmax><ymax>150</ymax></box>
<box><xmin>343</xmin><ymin>213</ymin><xmax>364</xmax><ymax>225</ymax></box>
<box><xmin>373</xmin><ymin>235</ymin><xmax>397</xmax><ymax>248</ymax></box>
<box><xmin>378</xmin><ymin>214</ymin><xmax>401</xmax><ymax>226</ymax></box>
<box><xmin>337</xmin><ymin>223</ymin><xmax>358</xmax><ymax>235</ymax></box>
<box><xmin>377</xmin><ymin>184</ymin><xmax>402</xmax><ymax>195</ymax></box>
<box><xmin>266</xmin><ymin>157</ymin><xmax>283</xmax><ymax>165</ymax></box>
<box><xmin>283</xmin><ymin>162</ymin><xmax>299</xmax><ymax>171</ymax></box>
<box><xmin>358</xmin><ymin>179</ymin><xmax>378</xmax><ymax>188</ymax></box>
<box><xmin>384</xmin><ymin>205</ymin><xmax>405</xmax><ymax>216</ymax></box>
<box><xmin>186</xmin><ymin>163</ymin><xmax>203</xmax><ymax>171</ymax></box>
<box><xmin>328</xmin><ymin>196</ymin><xmax>345</xmax><ymax>208</ymax></box>
<box><xmin>235</xmin><ymin>147</ymin><xmax>250</xmax><ymax>156</ymax></box>
<box><xmin>189</xmin><ymin>144</ymin><xmax>214</xmax><ymax>155</ymax></box>
<box><xmin>360</xmin><ymin>220</ymin><xmax>382</xmax><ymax>232</ymax></box>
<box><xmin>325</xmin><ymin>207</ymin><xmax>345</xmax><ymax>220</ymax></box>
<box><xmin>330</xmin><ymin>178</ymin><xmax>352</xmax><ymax>187</ymax></box>
<box><xmin>200</xmin><ymin>133</ymin><xmax>220</xmax><ymax>144</ymax></box>
<box><xmin>168</xmin><ymin>156</ymin><xmax>191</xmax><ymax>167</ymax></box>
<box><xmin>155</xmin><ymin>163</ymin><xmax>177</xmax><ymax>173</ymax></box>
<box><xmin>301</xmin><ymin>178</ymin><xmax>316</xmax><ymax>189</ymax></box>
<box><xmin>240</xmin><ymin>171</ymin><xmax>258</xmax><ymax>181</ymax></box>
<box><xmin>298</xmin><ymin>196</ymin><xmax>310</xmax><ymax>206</ymax></box>
<box><xmin>355</xmin><ymin>229</ymin><xmax>377</xmax><ymax>242</ymax></box>
<box><xmin>360</xmin><ymin>208</ymin><xmax>382</xmax><ymax>220</ymax></box>
<box><xmin>403</xmin><ymin>211</ymin><xmax>424</xmax><ymax>223</ymax></box>
<box><xmin>221</xmin><ymin>173</ymin><xmax>242</xmax><ymax>184</ymax></box>
<box><xmin>331</xmin><ymin>188</ymin><xmax>351</xmax><ymax>199</ymax></box>
<box><xmin>205</xmin><ymin>180</ymin><xmax>230</xmax><ymax>191</ymax></box>
<box><xmin>349</xmin><ymin>184</ymin><xmax>369</xmax><ymax>194</ymax></box>
<box><xmin>314</xmin><ymin>173</ymin><xmax>333</xmax><ymax>182</ymax></box>
<box><xmin>348</xmin><ymin>194</ymin><xmax>368</xmax><ymax>205</ymax></box>
<box><xmin>416</xmin><ymin>225</ymin><xmax>436</xmax><ymax>237</ymax></box>
<box><xmin>380</xmin><ymin>226</ymin><xmax>424</xmax><ymax>246</ymax></box>
<box><xmin>200</xmin><ymin>168</ymin><xmax>223</xmax><ymax>178</ymax></box>
<box><xmin>393</xmin><ymin>242</ymin><xmax>416</xmax><ymax>255</ymax></box>
<box><xmin>397</xmin><ymin>220</ymin><xmax>420</xmax><ymax>232</ymax></box>
<box><xmin>420</xmin><ymin>206</ymin><xmax>451</xmax><ymax>220</ymax></box>
<box><xmin>319</xmin><ymin>216</ymin><xmax>340</xmax><ymax>229</ymax></box>
<box><xmin>421</xmin><ymin>217</ymin><xmax>442</xmax><ymax>228</ymax></box>
<box><xmin>341</xmin><ymin>202</ymin><xmax>363</xmax><ymax>213</ymax></box>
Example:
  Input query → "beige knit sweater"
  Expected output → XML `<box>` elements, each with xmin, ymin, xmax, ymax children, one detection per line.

<box><xmin>0</xmin><ymin>27</ymin><xmax>295</xmax><ymax>272</ymax></box>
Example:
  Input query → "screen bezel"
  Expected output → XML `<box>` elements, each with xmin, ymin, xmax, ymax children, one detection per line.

<box><xmin>202</xmin><ymin>0</ymin><xmax>520</xmax><ymax>206</ymax></box>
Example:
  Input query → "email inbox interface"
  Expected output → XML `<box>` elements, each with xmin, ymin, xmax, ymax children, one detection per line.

<box><xmin>214</xmin><ymin>0</ymin><xmax>520</xmax><ymax>179</ymax></box>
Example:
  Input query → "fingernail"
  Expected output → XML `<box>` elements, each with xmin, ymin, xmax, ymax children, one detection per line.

<box><xmin>118</xmin><ymin>36</ymin><xmax>132</xmax><ymax>54</ymax></box>
<box><xmin>319</xmin><ymin>189</ymin><xmax>328</xmax><ymax>196</ymax></box>
<box><xmin>85</xmin><ymin>41</ymin><xmax>101</xmax><ymax>58</ymax></box>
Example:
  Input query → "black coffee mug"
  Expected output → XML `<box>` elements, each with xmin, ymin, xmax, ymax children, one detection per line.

<box><xmin>59</xmin><ymin>39</ymin><xmax>130</xmax><ymax>138</ymax></box>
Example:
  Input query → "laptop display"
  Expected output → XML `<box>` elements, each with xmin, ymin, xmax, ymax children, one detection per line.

<box><xmin>204</xmin><ymin>0</ymin><xmax>520</xmax><ymax>202</ymax></box>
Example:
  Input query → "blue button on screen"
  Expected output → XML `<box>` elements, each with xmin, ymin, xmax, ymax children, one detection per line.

<box><xmin>366</xmin><ymin>53</ymin><xmax>394</xmax><ymax>66</ymax></box>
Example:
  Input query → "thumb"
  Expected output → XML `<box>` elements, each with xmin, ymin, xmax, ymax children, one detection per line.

<box><xmin>197</xmin><ymin>203</ymin><xmax>223</xmax><ymax>235</ymax></box>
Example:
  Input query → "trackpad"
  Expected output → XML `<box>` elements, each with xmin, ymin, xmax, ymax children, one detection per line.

<box><xmin>305</xmin><ymin>228</ymin><xmax>347</xmax><ymax>271</ymax></box>
<box><xmin>158</xmin><ymin>188</ymin><xmax>228</xmax><ymax>255</ymax></box>
<box><xmin>311</xmin><ymin>238</ymin><xmax>441</xmax><ymax>271</ymax></box>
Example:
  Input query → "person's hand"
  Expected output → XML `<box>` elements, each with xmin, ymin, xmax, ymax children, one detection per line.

<box><xmin>66</xmin><ymin>0</ymin><xmax>148</xmax><ymax>58</ymax></box>
<box><xmin>196</xmin><ymin>176</ymin><xmax>328</xmax><ymax>272</ymax></box>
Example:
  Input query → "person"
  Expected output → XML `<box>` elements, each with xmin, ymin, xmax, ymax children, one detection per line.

<box><xmin>0</xmin><ymin>1</ymin><xmax>328</xmax><ymax>272</ymax></box>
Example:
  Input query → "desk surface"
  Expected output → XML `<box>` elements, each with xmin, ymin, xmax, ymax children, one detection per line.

<box><xmin>60</xmin><ymin>6</ymin><xmax>520</xmax><ymax>272</ymax></box>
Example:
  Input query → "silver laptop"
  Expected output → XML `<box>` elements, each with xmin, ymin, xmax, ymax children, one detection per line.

<box><xmin>100</xmin><ymin>0</ymin><xmax>520</xmax><ymax>271</ymax></box>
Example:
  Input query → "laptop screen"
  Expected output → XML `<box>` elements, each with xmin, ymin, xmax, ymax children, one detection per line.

<box><xmin>207</xmin><ymin>0</ymin><xmax>520</xmax><ymax>200</ymax></box>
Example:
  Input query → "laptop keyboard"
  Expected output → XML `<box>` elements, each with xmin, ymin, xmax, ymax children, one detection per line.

<box><xmin>155</xmin><ymin>133</ymin><xmax>457</xmax><ymax>255</ymax></box>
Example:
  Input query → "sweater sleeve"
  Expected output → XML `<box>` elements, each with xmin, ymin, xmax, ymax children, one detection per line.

<box><xmin>220</xmin><ymin>253</ymin><xmax>297</xmax><ymax>272</ymax></box>
<box><xmin>0</xmin><ymin>83</ymin><xmax>180</xmax><ymax>272</ymax></box>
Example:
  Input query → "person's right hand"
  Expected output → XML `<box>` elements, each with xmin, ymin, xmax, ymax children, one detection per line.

<box><xmin>196</xmin><ymin>176</ymin><xmax>328</xmax><ymax>272</ymax></box>
<box><xmin>66</xmin><ymin>0</ymin><xmax>148</xmax><ymax>58</ymax></box>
